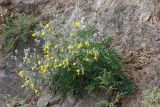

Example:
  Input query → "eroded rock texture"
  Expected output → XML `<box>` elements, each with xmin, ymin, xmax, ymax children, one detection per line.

<box><xmin>34</xmin><ymin>0</ymin><xmax>160</xmax><ymax>106</ymax></box>
<box><xmin>0</xmin><ymin>0</ymin><xmax>160</xmax><ymax>107</ymax></box>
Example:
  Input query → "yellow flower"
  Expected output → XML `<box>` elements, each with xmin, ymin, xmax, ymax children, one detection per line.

<box><xmin>55</xmin><ymin>59</ymin><xmax>58</xmax><ymax>62</ymax></box>
<box><xmin>85</xmin><ymin>41</ymin><xmax>90</xmax><ymax>46</ymax></box>
<box><xmin>61</xmin><ymin>50</ymin><xmax>64</xmax><ymax>53</ymax></box>
<box><xmin>68</xmin><ymin>45</ymin><xmax>73</xmax><ymax>50</ymax></box>
<box><xmin>18</xmin><ymin>71</ymin><xmax>24</xmax><ymax>77</ymax></box>
<box><xmin>76</xmin><ymin>69</ymin><xmax>80</xmax><ymax>75</ymax></box>
<box><xmin>70</xmin><ymin>33</ymin><xmax>74</xmax><ymax>37</ymax></box>
<box><xmin>74</xmin><ymin>21</ymin><xmax>81</xmax><ymax>27</ymax></box>
<box><xmin>73</xmin><ymin>63</ymin><xmax>76</xmax><ymax>66</ymax></box>
<box><xmin>40</xmin><ymin>66</ymin><xmax>44</xmax><ymax>71</ymax></box>
<box><xmin>46</xmin><ymin>45</ymin><xmax>49</xmax><ymax>49</ymax></box>
<box><xmin>30</xmin><ymin>83</ymin><xmax>34</xmax><ymax>89</ymax></box>
<box><xmin>54</xmin><ymin>44</ymin><xmax>58</xmax><ymax>49</ymax></box>
<box><xmin>41</xmin><ymin>32</ymin><xmax>46</xmax><ymax>36</ymax></box>
<box><xmin>85</xmin><ymin>58</ymin><xmax>89</xmax><ymax>62</ymax></box>
<box><xmin>46</xmin><ymin>50</ymin><xmax>50</xmax><ymax>54</ymax></box>
<box><xmin>32</xmin><ymin>33</ymin><xmax>36</xmax><ymax>37</ymax></box>
<box><xmin>94</xmin><ymin>56</ymin><xmax>98</xmax><ymax>61</ymax></box>
<box><xmin>43</xmin><ymin>45</ymin><xmax>50</xmax><ymax>54</ymax></box>
<box><xmin>45</xmin><ymin>24</ymin><xmax>50</xmax><ymax>29</ymax></box>
<box><xmin>38</xmin><ymin>60</ymin><xmax>41</xmax><ymax>65</ymax></box>
<box><xmin>44</xmin><ymin>45</ymin><xmax>50</xmax><ymax>50</ymax></box>
<box><xmin>58</xmin><ymin>63</ymin><xmax>62</xmax><ymax>67</ymax></box>
<box><xmin>89</xmin><ymin>51</ymin><xmax>93</xmax><ymax>55</ymax></box>
<box><xmin>87</xmin><ymin>50</ymin><xmax>93</xmax><ymax>55</ymax></box>
<box><xmin>40</xmin><ymin>66</ymin><xmax>47</xmax><ymax>73</ymax></box>
<box><xmin>34</xmin><ymin>89</ymin><xmax>39</xmax><ymax>94</ymax></box>
<box><xmin>42</xmin><ymin>69</ymin><xmax>46</xmax><ymax>73</ymax></box>
<box><xmin>77</xmin><ymin>43</ymin><xmax>83</xmax><ymax>49</ymax></box>
<box><xmin>32</xmin><ymin>68</ymin><xmax>34</xmax><ymax>71</ymax></box>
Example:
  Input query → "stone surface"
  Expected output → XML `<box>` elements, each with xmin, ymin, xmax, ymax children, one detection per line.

<box><xmin>37</xmin><ymin>93</ymin><xmax>106</xmax><ymax>107</ymax></box>
<box><xmin>0</xmin><ymin>54</ymin><xmax>29</xmax><ymax>99</ymax></box>
<box><xmin>38</xmin><ymin>0</ymin><xmax>160</xmax><ymax>106</ymax></box>
<box><xmin>0</xmin><ymin>0</ymin><xmax>11</xmax><ymax>6</ymax></box>
<box><xmin>61</xmin><ymin>96</ymin><xmax>76</xmax><ymax>107</ymax></box>
<box><xmin>0</xmin><ymin>99</ymin><xmax>4</xmax><ymax>107</ymax></box>
<box><xmin>0</xmin><ymin>40</ymin><xmax>36</xmax><ymax>106</ymax></box>
<box><xmin>1</xmin><ymin>0</ymin><xmax>160</xmax><ymax>106</ymax></box>
<box><xmin>37</xmin><ymin>93</ymin><xmax>52</xmax><ymax>107</ymax></box>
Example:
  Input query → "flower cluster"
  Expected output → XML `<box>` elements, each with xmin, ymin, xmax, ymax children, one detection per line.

<box><xmin>30</xmin><ymin>22</ymin><xmax>99</xmax><ymax>76</ymax></box>
<box><xmin>18</xmin><ymin>70</ymin><xmax>39</xmax><ymax>95</ymax></box>
<box><xmin>18</xmin><ymin>21</ymin><xmax>132</xmax><ymax>97</ymax></box>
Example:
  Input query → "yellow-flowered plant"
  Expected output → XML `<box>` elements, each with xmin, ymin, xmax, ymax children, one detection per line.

<box><xmin>74</xmin><ymin>21</ymin><xmax>81</xmax><ymax>27</ymax></box>
<box><xmin>17</xmin><ymin>21</ymin><xmax>133</xmax><ymax>99</ymax></box>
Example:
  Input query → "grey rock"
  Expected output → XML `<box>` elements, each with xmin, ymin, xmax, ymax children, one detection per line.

<box><xmin>49</xmin><ymin>94</ymin><xmax>62</xmax><ymax>104</ymax></box>
<box><xmin>0</xmin><ymin>63</ymin><xmax>6</xmax><ymax>70</ymax></box>
<box><xmin>0</xmin><ymin>99</ymin><xmax>4</xmax><ymax>107</ymax></box>
<box><xmin>37</xmin><ymin>0</ymin><xmax>160</xmax><ymax>106</ymax></box>
<box><xmin>1</xmin><ymin>0</ymin><xmax>160</xmax><ymax>106</ymax></box>
<box><xmin>0</xmin><ymin>43</ymin><xmax>2</xmax><ymax>50</ymax></box>
<box><xmin>13</xmin><ymin>0</ymin><xmax>42</xmax><ymax>4</ymax></box>
<box><xmin>61</xmin><ymin>96</ymin><xmax>75</xmax><ymax>107</ymax></box>
<box><xmin>37</xmin><ymin>93</ymin><xmax>52</xmax><ymax>107</ymax></box>
<box><xmin>0</xmin><ymin>0</ymin><xmax>11</xmax><ymax>6</ymax></box>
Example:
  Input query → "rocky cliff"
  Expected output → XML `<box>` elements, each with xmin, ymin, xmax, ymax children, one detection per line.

<box><xmin>0</xmin><ymin>0</ymin><xmax>160</xmax><ymax>107</ymax></box>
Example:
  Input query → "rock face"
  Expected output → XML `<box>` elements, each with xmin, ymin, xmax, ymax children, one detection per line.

<box><xmin>35</xmin><ymin>0</ymin><xmax>160</xmax><ymax>106</ymax></box>
<box><xmin>1</xmin><ymin>0</ymin><xmax>160</xmax><ymax>107</ymax></box>
<box><xmin>37</xmin><ymin>0</ymin><xmax>160</xmax><ymax>106</ymax></box>
<box><xmin>37</xmin><ymin>92</ymin><xmax>105</xmax><ymax>107</ymax></box>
